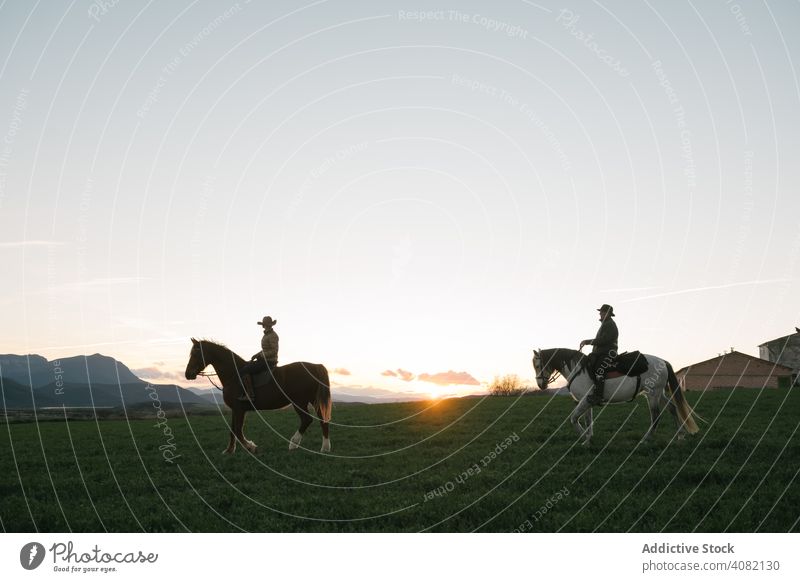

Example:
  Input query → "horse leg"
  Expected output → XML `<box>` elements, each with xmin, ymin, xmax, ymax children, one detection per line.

<box><xmin>313</xmin><ymin>399</ymin><xmax>331</xmax><ymax>453</ymax></box>
<box><xmin>586</xmin><ymin>407</ymin><xmax>594</xmax><ymax>441</ymax></box>
<box><xmin>223</xmin><ymin>409</ymin><xmax>238</xmax><ymax>455</ymax></box>
<box><xmin>289</xmin><ymin>404</ymin><xmax>313</xmax><ymax>450</ymax></box>
<box><xmin>570</xmin><ymin>399</ymin><xmax>592</xmax><ymax>445</ymax></box>
<box><xmin>319</xmin><ymin>420</ymin><xmax>331</xmax><ymax>453</ymax></box>
<box><xmin>313</xmin><ymin>369</ymin><xmax>332</xmax><ymax>452</ymax></box>
<box><xmin>236</xmin><ymin>409</ymin><xmax>257</xmax><ymax>453</ymax></box>
<box><xmin>569</xmin><ymin>405</ymin><xmax>584</xmax><ymax>438</ymax></box>
<box><xmin>641</xmin><ymin>392</ymin><xmax>662</xmax><ymax>443</ymax></box>
<box><xmin>664</xmin><ymin>390</ymin><xmax>686</xmax><ymax>440</ymax></box>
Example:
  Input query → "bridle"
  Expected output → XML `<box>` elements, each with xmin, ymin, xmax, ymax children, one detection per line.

<box><xmin>191</xmin><ymin>344</ymin><xmax>223</xmax><ymax>391</ymax></box>
<box><xmin>534</xmin><ymin>352</ymin><xmax>562</xmax><ymax>388</ymax></box>
<box><xmin>198</xmin><ymin>370</ymin><xmax>222</xmax><ymax>391</ymax></box>
<box><xmin>540</xmin><ymin>366</ymin><xmax>561</xmax><ymax>388</ymax></box>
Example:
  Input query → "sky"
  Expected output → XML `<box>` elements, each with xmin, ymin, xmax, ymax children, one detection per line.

<box><xmin>0</xmin><ymin>0</ymin><xmax>798</xmax><ymax>400</ymax></box>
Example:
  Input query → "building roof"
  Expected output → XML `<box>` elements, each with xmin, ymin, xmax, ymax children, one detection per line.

<box><xmin>676</xmin><ymin>350</ymin><xmax>795</xmax><ymax>376</ymax></box>
<box><xmin>758</xmin><ymin>331</ymin><xmax>800</xmax><ymax>347</ymax></box>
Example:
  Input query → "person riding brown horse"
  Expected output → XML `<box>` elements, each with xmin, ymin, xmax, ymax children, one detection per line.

<box><xmin>579</xmin><ymin>304</ymin><xmax>618</xmax><ymax>405</ymax></box>
<box><xmin>185</xmin><ymin>338</ymin><xmax>332</xmax><ymax>453</ymax></box>
<box><xmin>238</xmin><ymin>316</ymin><xmax>279</xmax><ymax>401</ymax></box>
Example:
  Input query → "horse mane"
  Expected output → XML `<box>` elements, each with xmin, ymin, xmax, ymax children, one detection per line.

<box><xmin>540</xmin><ymin>348</ymin><xmax>584</xmax><ymax>375</ymax></box>
<box><xmin>197</xmin><ymin>338</ymin><xmax>246</xmax><ymax>367</ymax></box>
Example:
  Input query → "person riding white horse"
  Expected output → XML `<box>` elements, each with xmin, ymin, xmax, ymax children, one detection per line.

<box><xmin>533</xmin><ymin>335</ymin><xmax>700</xmax><ymax>446</ymax></box>
<box><xmin>238</xmin><ymin>316</ymin><xmax>279</xmax><ymax>401</ymax></box>
<box><xmin>579</xmin><ymin>303</ymin><xmax>618</xmax><ymax>405</ymax></box>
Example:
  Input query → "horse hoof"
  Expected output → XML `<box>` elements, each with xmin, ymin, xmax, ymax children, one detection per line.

<box><xmin>222</xmin><ymin>449</ymin><xmax>233</xmax><ymax>455</ymax></box>
<box><xmin>320</xmin><ymin>439</ymin><xmax>331</xmax><ymax>453</ymax></box>
<box><xmin>677</xmin><ymin>433</ymin><xmax>686</xmax><ymax>441</ymax></box>
<box><xmin>289</xmin><ymin>431</ymin><xmax>303</xmax><ymax>450</ymax></box>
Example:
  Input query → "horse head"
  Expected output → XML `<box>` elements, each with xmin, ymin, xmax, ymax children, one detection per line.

<box><xmin>532</xmin><ymin>348</ymin><xmax>552</xmax><ymax>390</ymax></box>
<box><xmin>533</xmin><ymin>348</ymin><xmax>583</xmax><ymax>389</ymax></box>
<box><xmin>185</xmin><ymin>338</ymin><xmax>208</xmax><ymax>380</ymax></box>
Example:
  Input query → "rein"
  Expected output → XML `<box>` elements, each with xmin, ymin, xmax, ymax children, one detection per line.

<box><xmin>198</xmin><ymin>371</ymin><xmax>223</xmax><ymax>391</ymax></box>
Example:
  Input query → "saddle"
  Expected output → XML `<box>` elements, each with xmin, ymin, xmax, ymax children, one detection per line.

<box><xmin>251</xmin><ymin>366</ymin><xmax>278</xmax><ymax>390</ymax></box>
<box><xmin>604</xmin><ymin>351</ymin><xmax>649</xmax><ymax>379</ymax></box>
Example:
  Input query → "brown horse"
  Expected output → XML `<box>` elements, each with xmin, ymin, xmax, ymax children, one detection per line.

<box><xmin>184</xmin><ymin>338</ymin><xmax>331</xmax><ymax>454</ymax></box>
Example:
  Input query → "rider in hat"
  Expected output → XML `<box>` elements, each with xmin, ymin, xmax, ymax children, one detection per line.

<box><xmin>238</xmin><ymin>316</ymin><xmax>279</xmax><ymax>401</ymax></box>
<box><xmin>579</xmin><ymin>304</ymin><xmax>618</xmax><ymax>405</ymax></box>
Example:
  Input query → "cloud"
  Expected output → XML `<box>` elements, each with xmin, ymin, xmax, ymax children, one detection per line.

<box><xmin>599</xmin><ymin>286</ymin><xmax>658</xmax><ymax>293</ymax></box>
<box><xmin>417</xmin><ymin>370</ymin><xmax>480</xmax><ymax>386</ymax></box>
<box><xmin>381</xmin><ymin>368</ymin><xmax>415</xmax><ymax>381</ymax></box>
<box><xmin>332</xmin><ymin>367</ymin><xmax>351</xmax><ymax>376</ymax></box>
<box><xmin>0</xmin><ymin>240</ymin><xmax>65</xmax><ymax>248</ymax></box>
<box><xmin>47</xmin><ymin>277</ymin><xmax>153</xmax><ymax>295</ymax></box>
<box><xmin>396</xmin><ymin>369</ymin><xmax>414</xmax><ymax>382</ymax></box>
<box><xmin>132</xmin><ymin>367</ymin><xmax>184</xmax><ymax>381</ymax></box>
<box><xmin>69</xmin><ymin>277</ymin><xmax>152</xmax><ymax>289</ymax></box>
<box><xmin>619</xmin><ymin>278</ymin><xmax>795</xmax><ymax>304</ymax></box>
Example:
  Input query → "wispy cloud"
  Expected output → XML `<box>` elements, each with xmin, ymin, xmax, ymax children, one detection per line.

<box><xmin>0</xmin><ymin>240</ymin><xmax>65</xmax><ymax>248</ymax></box>
<box><xmin>417</xmin><ymin>370</ymin><xmax>480</xmax><ymax>386</ymax></box>
<box><xmin>381</xmin><ymin>370</ymin><xmax>397</xmax><ymax>377</ymax></box>
<box><xmin>599</xmin><ymin>286</ymin><xmax>659</xmax><ymax>293</ymax></box>
<box><xmin>332</xmin><ymin>367</ymin><xmax>351</xmax><ymax>376</ymax></box>
<box><xmin>58</xmin><ymin>276</ymin><xmax>152</xmax><ymax>291</ymax></box>
<box><xmin>619</xmin><ymin>278</ymin><xmax>795</xmax><ymax>303</ymax></box>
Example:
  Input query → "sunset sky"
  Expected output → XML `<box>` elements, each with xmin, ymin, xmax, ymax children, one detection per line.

<box><xmin>1</xmin><ymin>1</ymin><xmax>798</xmax><ymax>399</ymax></box>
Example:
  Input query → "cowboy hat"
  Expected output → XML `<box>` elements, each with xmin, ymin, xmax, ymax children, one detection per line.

<box><xmin>256</xmin><ymin>316</ymin><xmax>277</xmax><ymax>327</ymax></box>
<box><xmin>597</xmin><ymin>304</ymin><xmax>615</xmax><ymax>316</ymax></box>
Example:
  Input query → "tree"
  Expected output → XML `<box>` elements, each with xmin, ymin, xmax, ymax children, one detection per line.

<box><xmin>489</xmin><ymin>374</ymin><xmax>529</xmax><ymax>396</ymax></box>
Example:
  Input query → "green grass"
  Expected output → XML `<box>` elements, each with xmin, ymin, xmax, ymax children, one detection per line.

<box><xmin>1</xmin><ymin>388</ymin><xmax>799</xmax><ymax>532</ymax></box>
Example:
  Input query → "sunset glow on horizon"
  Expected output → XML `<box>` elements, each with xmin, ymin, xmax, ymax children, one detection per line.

<box><xmin>1</xmin><ymin>2</ymin><xmax>798</xmax><ymax>402</ymax></box>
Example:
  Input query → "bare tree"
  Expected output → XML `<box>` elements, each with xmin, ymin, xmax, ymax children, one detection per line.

<box><xmin>489</xmin><ymin>374</ymin><xmax>529</xmax><ymax>396</ymax></box>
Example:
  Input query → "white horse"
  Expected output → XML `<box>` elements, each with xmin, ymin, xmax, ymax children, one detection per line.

<box><xmin>532</xmin><ymin>348</ymin><xmax>699</xmax><ymax>445</ymax></box>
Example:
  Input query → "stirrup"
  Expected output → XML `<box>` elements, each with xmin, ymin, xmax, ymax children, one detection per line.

<box><xmin>587</xmin><ymin>391</ymin><xmax>604</xmax><ymax>404</ymax></box>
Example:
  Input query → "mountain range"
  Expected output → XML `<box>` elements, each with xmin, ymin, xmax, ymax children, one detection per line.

<box><xmin>0</xmin><ymin>353</ymin><xmax>488</xmax><ymax>410</ymax></box>
<box><xmin>0</xmin><ymin>353</ymin><xmax>209</xmax><ymax>409</ymax></box>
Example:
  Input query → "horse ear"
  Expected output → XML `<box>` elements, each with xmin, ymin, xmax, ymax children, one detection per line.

<box><xmin>191</xmin><ymin>337</ymin><xmax>198</xmax><ymax>345</ymax></box>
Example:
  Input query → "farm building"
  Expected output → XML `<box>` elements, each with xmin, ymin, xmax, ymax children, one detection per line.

<box><xmin>676</xmin><ymin>350</ymin><xmax>794</xmax><ymax>391</ymax></box>
<box><xmin>759</xmin><ymin>330</ymin><xmax>800</xmax><ymax>385</ymax></box>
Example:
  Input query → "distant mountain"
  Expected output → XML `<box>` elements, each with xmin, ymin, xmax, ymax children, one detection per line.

<box><xmin>0</xmin><ymin>377</ymin><xmax>58</xmax><ymax>408</ymax></box>
<box><xmin>332</xmin><ymin>392</ymin><xmax>426</xmax><ymax>404</ymax></box>
<box><xmin>184</xmin><ymin>387</ymin><xmax>426</xmax><ymax>406</ymax></box>
<box><xmin>0</xmin><ymin>352</ymin><xmax>208</xmax><ymax>410</ymax></box>
<box><xmin>0</xmin><ymin>353</ymin><xmax>141</xmax><ymax>388</ymax></box>
<box><xmin>186</xmin><ymin>387</ymin><xmax>224</xmax><ymax>406</ymax></box>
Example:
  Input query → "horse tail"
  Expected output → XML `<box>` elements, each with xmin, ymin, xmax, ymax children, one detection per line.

<box><xmin>665</xmin><ymin>361</ymin><xmax>700</xmax><ymax>434</ymax></box>
<box><xmin>314</xmin><ymin>365</ymin><xmax>332</xmax><ymax>423</ymax></box>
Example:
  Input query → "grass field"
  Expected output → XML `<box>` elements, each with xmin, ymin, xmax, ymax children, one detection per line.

<box><xmin>1</xmin><ymin>388</ymin><xmax>798</xmax><ymax>532</ymax></box>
